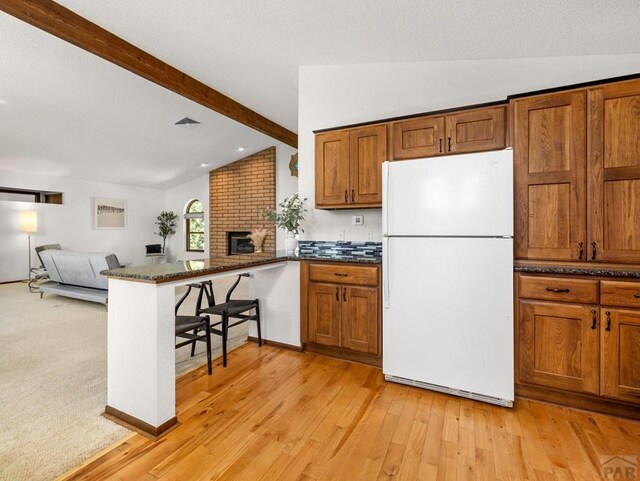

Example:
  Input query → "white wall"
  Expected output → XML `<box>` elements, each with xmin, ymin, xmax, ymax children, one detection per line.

<box><xmin>298</xmin><ymin>54</ymin><xmax>640</xmax><ymax>241</ymax></box>
<box><xmin>165</xmin><ymin>174</ymin><xmax>209</xmax><ymax>262</ymax></box>
<box><xmin>0</xmin><ymin>169</ymin><xmax>166</xmax><ymax>282</ymax></box>
<box><xmin>274</xmin><ymin>143</ymin><xmax>299</xmax><ymax>250</ymax></box>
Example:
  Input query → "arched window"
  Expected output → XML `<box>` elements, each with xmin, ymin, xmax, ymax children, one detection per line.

<box><xmin>185</xmin><ymin>199</ymin><xmax>205</xmax><ymax>252</ymax></box>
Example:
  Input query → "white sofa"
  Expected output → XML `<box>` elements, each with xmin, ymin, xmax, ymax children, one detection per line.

<box><xmin>39</xmin><ymin>250</ymin><xmax>121</xmax><ymax>305</ymax></box>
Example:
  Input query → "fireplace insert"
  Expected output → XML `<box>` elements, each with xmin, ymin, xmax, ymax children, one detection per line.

<box><xmin>227</xmin><ymin>231</ymin><xmax>254</xmax><ymax>255</ymax></box>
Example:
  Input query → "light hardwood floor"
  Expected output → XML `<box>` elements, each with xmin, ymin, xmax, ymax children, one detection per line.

<box><xmin>61</xmin><ymin>344</ymin><xmax>640</xmax><ymax>481</ymax></box>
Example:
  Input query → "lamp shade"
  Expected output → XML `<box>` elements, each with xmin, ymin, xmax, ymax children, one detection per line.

<box><xmin>21</xmin><ymin>211</ymin><xmax>38</xmax><ymax>233</ymax></box>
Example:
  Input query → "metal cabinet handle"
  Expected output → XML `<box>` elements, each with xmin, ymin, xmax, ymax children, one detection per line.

<box><xmin>591</xmin><ymin>242</ymin><xmax>597</xmax><ymax>261</ymax></box>
<box><xmin>447</xmin><ymin>137</ymin><xmax>452</xmax><ymax>152</ymax></box>
<box><xmin>343</xmin><ymin>287</ymin><xmax>347</xmax><ymax>302</ymax></box>
<box><xmin>591</xmin><ymin>309</ymin><xmax>597</xmax><ymax>330</ymax></box>
<box><xmin>351</xmin><ymin>189</ymin><xmax>355</xmax><ymax>202</ymax></box>
<box><xmin>334</xmin><ymin>273</ymin><xmax>348</xmax><ymax>277</ymax></box>
<box><xmin>344</xmin><ymin>190</ymin><xmax>348</xmax><ymax>202</ymax></box>
<box><xmin>605</xmin><ymin>311</ymin><xmax>612</xmax><ymax>331</ymax></box>
<box><xmin>335</xmin><ymin>287</ymin><xmax>339</xmax><ymax>302</ymax></box>
<box><xmin>439</xmin><ymin>138</ymin><xmax>443</xmax><ymax>153</ymax></box>
<box><xmin>634</xmin><ymin>294</ymin><xmax>640</xmax><ymax>299</ymax></box>
<box><xmin>546</xmin><ymin>287</ymin><xmax>570</xmax><ymax>293</ymax></box>
<box><xmin>578</xmin><ymin>242</ymin><xmax>584</xmax><ymax>261</ymax></box>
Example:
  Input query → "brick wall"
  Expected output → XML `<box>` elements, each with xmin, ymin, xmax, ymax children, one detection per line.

<box><xmin>209</xmin><ymin>147</ymin><xmax>276</xmax><ymax>257</ymax></box>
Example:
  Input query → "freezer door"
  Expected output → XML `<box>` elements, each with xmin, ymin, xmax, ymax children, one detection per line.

<box><xmin>383</xmin><ymin>237</ymin><xmax>514</xmax><ymax>401</ymax></box>
<box><xmin>383</xmin><ymin>149</ymin><xmax>513</xmax><ymax>237</ymax></box>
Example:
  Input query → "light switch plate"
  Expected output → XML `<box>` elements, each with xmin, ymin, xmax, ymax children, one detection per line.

<box><xmin>352</xmin><ymin>215</ymin><xmax>365</xmax><ymax>226</ymax></box>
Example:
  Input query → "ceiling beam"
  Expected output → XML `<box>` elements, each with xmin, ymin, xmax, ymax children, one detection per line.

<box><xmin>0</xmin><ymin>0</ymin><xmax>298</xmax><ymax>148</ymax></box>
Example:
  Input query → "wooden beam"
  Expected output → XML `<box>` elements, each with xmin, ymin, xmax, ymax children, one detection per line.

<box><xmin>0</xmin><ymin>0</ymin><xmax>298</xmax><ymax>148</ymax></box>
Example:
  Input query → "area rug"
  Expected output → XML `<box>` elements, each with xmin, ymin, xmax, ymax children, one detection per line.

<box><xmin>0</xmin><ymin>278</ymin><xmax>248</xmax><ymax>481</ymax></box>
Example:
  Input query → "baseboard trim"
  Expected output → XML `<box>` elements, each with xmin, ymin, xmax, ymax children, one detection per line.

<box><xmin>0</xmin><ymin>280</ymin><xmax>24</xmax><ymax>285</ymax></box>
<box><xmin>304</xmin><ymin>342</ymin><xmax>382</xmax><ymax>367</ymax></box>
<box><xmin>103</xmin><ymin>405</ymin><xmax>179</xmax><ymax>440</ymax></box>
<box><xmin>515</xmin><ymin>383</ymin><xmax>640</xmax><ymax>421</ymax></box>
<box><xmin>247</xmin><ymin>336</ymin><xmax>303</xmax><ymax>352</ymax></box>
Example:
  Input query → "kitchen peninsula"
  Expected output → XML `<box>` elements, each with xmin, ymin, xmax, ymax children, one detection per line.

<box><xmin>102</xmin><ymin>250</ymin><xmax>381</xmax><ymax>437</ymax></box>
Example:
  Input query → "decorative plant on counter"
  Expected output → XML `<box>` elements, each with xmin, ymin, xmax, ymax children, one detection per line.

<box><xmin>155</xmin><ymin>211</ymin><xmax>178</xmax><ymax>253</ymax></box>
<box><xmin>247</xmin><ymin>228</ymin><xmax>268</xmax><ymax>253</ymax></box>
<box><xmin>261</xmin><ymin>194</ymin><xmax>307</xmax><ymax>252</ymax></box>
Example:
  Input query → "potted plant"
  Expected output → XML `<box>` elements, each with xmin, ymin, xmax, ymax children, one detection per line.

<box><xmin>262</xmin><ymin>194</ymin><xmax>307</xmax><ymax>253</ymax></box>
<box><xmin>155</xmin><ymin>211</ymin><xmax>178</xmax><ymax>255</ymax></box>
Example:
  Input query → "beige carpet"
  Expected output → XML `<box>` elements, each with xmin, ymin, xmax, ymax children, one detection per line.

<box><xmin>0</xmin><ymin>278</ymin><xmax>249</xmax><ymax>481</ymax></box>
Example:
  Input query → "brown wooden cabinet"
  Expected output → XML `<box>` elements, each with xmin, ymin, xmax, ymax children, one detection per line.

<box><xmin>301</xmin><ymin>261</ymin><xmax>381</xmax><ymax>365</ymax></box>
<box><xmin>519</xmin><ymin>300</ymin><xmax>599</xmax><ymax>394</ymax></box>
<box><xmin>600</xmin><ymin>308</ymin><xmax>640</xmax><ymax>403</ymax></box>
<box><xmin>588</xmin><ymin>81</ymin><xmax>640</xmax><ymax>264</ymax></box>
<box><xmin>513</xmin><ymin>91</ymin><xmax>587</xmax><ymax>261</ymax></box>
<box><xmin>514</xmin><ymin>78</ymin><xmax>640</xmax><ymax>264</ymax></box>
<box><xmin>315</xmin><ymin>125</ymin><xmax>386</xmax><ymax>209</ymax></box>
<box><xmin>516</xmin><ymin>272</ymin><xmax>640</xmax><ymax>419</ymax></box>
<box><xmin>391</xmin><ymin>106</ymin><xmax>506</xmax><ymax>160</ymax></box>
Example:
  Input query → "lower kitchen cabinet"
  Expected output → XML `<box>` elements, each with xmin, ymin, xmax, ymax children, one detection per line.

<box><xmin>601</xmin><ymin>308</ymin><xmax>640</xmax><ymax>403</ymax></box>
<box><xmin>301</xmin><ymin>261</ymin><xmax>381</xmax><ymax>366</ymax></box>
<box><xmin>516</xmin><ymin>273</ymin><xmax>640</xmax><ymax>419</ymax></box>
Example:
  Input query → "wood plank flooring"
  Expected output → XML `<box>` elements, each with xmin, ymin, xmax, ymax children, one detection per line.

<box><xmin>60</xmin><ymin>344</ymin><xmax>640</xmax><ymax>481</ymax></box>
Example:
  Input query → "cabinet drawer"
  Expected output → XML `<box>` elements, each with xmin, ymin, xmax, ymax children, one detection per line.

<box><xmin>519</xmin><ymin>276</ymin><xmax>599</xmax><ymax>304</ymax></box>
<box><xmin>308</xmin><ymin>263</ymin><xmax>378</xmax><ymax>286</ymax></box>
<box><xmin>601</xmin><ymin>280</ymin><xmax>640</xmax><ymax>308</ymax></box>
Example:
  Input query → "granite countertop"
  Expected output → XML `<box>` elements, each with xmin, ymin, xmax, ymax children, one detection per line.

<box><xmin>515</xmin><ymin>263</ymin><xmax>640</xmax><ymax>279</ymax></box>
<box><xmin>103</xmin><ymin>251</ymin><xmax>381</xmax><ymax>283</ymax></box>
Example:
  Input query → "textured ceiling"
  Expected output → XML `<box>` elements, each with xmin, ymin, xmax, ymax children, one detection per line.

<box><xmin>2</xmin><ymin>1</ymin><xmax>640</xmax><ymax>188</ymax></box>
<box><xmin>57</xmin><ymin>0</ymin><xmax>640</xmax><ymax>131</ymax></box>
<box><xmin>0</xmin><ymin>14</ymin><xmax>282</xmax><ymax>189</ymax></box>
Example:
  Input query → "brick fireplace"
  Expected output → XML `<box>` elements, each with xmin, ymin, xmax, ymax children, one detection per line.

<box><xmin>209</xmin><ymin>147</ymin><xmax>276</xmax><ymax>257</ymax></box>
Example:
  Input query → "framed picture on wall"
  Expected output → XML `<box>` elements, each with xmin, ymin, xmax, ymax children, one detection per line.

<box><xmin>93</xmin><ymin>197</ymin><xmax>127</xmax><ymax>229</ymax></box>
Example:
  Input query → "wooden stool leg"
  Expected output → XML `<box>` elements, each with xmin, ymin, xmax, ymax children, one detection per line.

<box><xmin>255</xmin><ymin>300</ymin><xmax>262</xmax><ymax>347</ymax></box>
<box><xmin>222</xmin><ymin>312</ymin><xmax>228</xmax><ymax>367</ymax></box>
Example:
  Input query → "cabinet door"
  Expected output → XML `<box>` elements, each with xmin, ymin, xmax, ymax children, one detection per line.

<box><xmin>308</xmin><ymin>283</ymin><xmax>341</xmax><ymax>347</ymax></box>
<box><xmin>588</xmin><ymin>80</ymin><xmax>640</xmax><ymax>263</ymax></box>
<box><xmin>315</xmin><ymin>131</ymin><xmax>350</xmax><ymax>207</ymax></box>
<box><xmin>341</xmin><ymin>286</ymin><xmax>379</xmax><ymax>355</ymax></box>
<box><xmin>444</xmin><ymin>106</ymin><xmax>506</xmax><ymax>155</ymax></box>
<box><xmin>601</xmin><ymin>309</ymin><xmax>640</xmax><ymax>404</ymax></box>
<box><xmin>519</xmin><ymin>301</ymin><xmax>599</xmax><ymax>394</ymax></box>
<box><xmin>349</xmin><ymin>125</ymin><xmax>386</xmax><ymax>206</ymax></box>
<box><xmin>391</xmin><ymin>116</ymin><xmax>445</xmax><ymax>160</ymax></box>
<box><xmin>513</xmin><ymin>92</ymin><xmax>587</xmax><ymax>261</ymax></box>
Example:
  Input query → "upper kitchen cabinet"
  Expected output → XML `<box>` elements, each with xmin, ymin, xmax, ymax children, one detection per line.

<box><xmin>588</xmin><ymin>80</ymin><xmax>640</xmax><ymax>263</ymax></box>
<box><xmin>513</xmin><ymin>91</ymin><xmax>587</xmax><ymax>261</ymax></box>
<box><xmin>315</xmin><ymin>124</ymin><xmax>387</xmax><ymax>209</ymax></box>
<box><xmin>391</xmin><ymin>106</ymin><xmax>506</xmax><ymax>160</ymax></box>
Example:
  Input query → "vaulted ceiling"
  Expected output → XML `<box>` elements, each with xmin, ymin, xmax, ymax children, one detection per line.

<box><xmin>1</xmin><ymin>0</ymin><xmax>639</xmax><ymax>188</ymax></box>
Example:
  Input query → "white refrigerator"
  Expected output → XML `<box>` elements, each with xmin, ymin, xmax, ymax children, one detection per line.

<box><xmin>382</xmin><ymin>149</ymin><xmax>514</xmax><ymax>407</ymax></box>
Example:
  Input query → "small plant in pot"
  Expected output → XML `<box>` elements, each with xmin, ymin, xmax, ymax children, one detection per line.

<box><xmin>262</xmin><ymin>194</ymin><xmax>307</xmax><ymax>253</ymax></box>
<box><xmin>155</xmin><ymin>211</ymin><xmax>178</xmax><ymax>255</ymax></box>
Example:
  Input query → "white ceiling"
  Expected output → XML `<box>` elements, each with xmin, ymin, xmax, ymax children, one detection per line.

<box><xmin>0</xmin><ymin>14</ymin><xmax>283</xmax><ymax>189</ymax></box>
<box><xmin>57</xmin><ymin>0</ymin><xmax>640</xmax><ymax>131</ymax></box>
<box><xmin>2</xmin><ymin>1</ymin><xmax>640</xmax><ymax>188</ymax></box>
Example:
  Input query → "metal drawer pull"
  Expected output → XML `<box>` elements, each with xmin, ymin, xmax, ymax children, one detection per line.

<box><xmin>591</xmin><ymin>241</ymin><xmax>597</xmax><ymax>260</ymax></box>
<box><xmin>590</xmin><ymin>310</ymin><xmax>597</xmax><ymax>330</ymax></box>
<box><xmin>334</xmin><ymin>273</ymin><xmax>349</xmax><ymax>277</ymax></box>
<box><xmin>578</xmin><ymin>242</ymin><xmax>584</xmax><ymax>261</ymax></box>
<box><xmin>448</xmin><ymin>137</ymin><xmax>452</xmax><ymax>152</ymax></box>
<box><xmin>335</xmin><ymin>287</ymin><xmax>339</xmax><ymax>301</ymax></box>
<box><xmin>344</xmin><ymin>190</ymin><xmax>348</xmax><ymax>202</ymax></box>
<box><xmin>605</xmin><ymin>311</ymin><xmax>612</xmax><ymax>331</ymax></box>
<box><xmin>634</xmin><ymin>294</ymin><xmax>640</xmax><ymax>299</ymax></box>
<box><xmin>343</xmin><ymin>288</ymin><xmax>347</xmax><ymax>302</ymax></box>
<box><xmin>351</xmin><ymin>189</ymin><xmax>355</xmax><ymax>202</ymax></box>
<box><xmin>546</xmin><ymin>287</ymin><xmax>570</xmax><ymax>293</ymax></box>
<box><xmin>439</xmin><ymin>138</ymin><xmax>443</xmax><ymax>153</ymax></box>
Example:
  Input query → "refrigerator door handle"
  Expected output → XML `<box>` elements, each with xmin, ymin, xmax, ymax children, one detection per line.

<box><xmin>382</xmin><ymin>162</ymin><xmax>390</xmax><ymax>237</ymax></box>
<box><xmin>383</xmin><ymin>237</ymin><xmax>390</xmax><ymax>309</ymax></box>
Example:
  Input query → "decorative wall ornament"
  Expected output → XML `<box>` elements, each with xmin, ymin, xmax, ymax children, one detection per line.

<box><xmin>289</xmin><ymin>153</ymin><xmax>298</xmax><ymax>177</ymax></box>
<box><xmin>93</xmin><ymin>197</ymin><xmax>127</xmax><ymax>229</ymax></box>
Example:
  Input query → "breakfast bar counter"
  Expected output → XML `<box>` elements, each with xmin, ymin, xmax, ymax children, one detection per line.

<box><xmin>101</xmin><ymin>250</ymin><xmax>381</xmax><ymax>438</ymax></box>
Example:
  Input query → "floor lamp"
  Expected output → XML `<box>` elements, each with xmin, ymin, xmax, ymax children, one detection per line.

<box><xmin>21</xmin><ymin>211</ymin><xmax>38</xmax><ymax>280</ymax></box>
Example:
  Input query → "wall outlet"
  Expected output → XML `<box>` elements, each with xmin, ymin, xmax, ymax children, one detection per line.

<box><xmin>366</xmin><ymin>230</ymin><xmax>373</xmax><ymax>241</ymax></box>
<box><xmin>352</xmin><ymin>215</ymin><xmax>365</xmax><ymax>226</ymax></box>
<box><xmin>338</xmin><ymin>229</ymin><xmax>345</xmax><ymax>241</ymax></box>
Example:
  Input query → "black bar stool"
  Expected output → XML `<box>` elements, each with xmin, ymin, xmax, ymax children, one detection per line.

<box><xmin>195</xmin><ymin>274</ymin><xmax>261</xmax><ymax>367</ymax></box>
<box><xmin>175</xmin><ymin>284</ymin><xmax>212</xmax><ymax>375</ymax></box>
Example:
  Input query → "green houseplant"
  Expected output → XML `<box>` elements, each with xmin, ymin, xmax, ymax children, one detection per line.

<box><xmin>262</xmin><ymin>194</ymin><xmax>307</xmax><ymax>252</ymax></box>
<box><xmin>155</xmin><ymin>211</ymin><xmax>178</xmax><ymax>254</ymax></box>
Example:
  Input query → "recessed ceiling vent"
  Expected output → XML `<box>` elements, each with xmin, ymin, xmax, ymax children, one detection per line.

<box><xmin>175</xmin><ymin>117</ymin><xmax>200</xmax><ymax>129</ymax></box>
